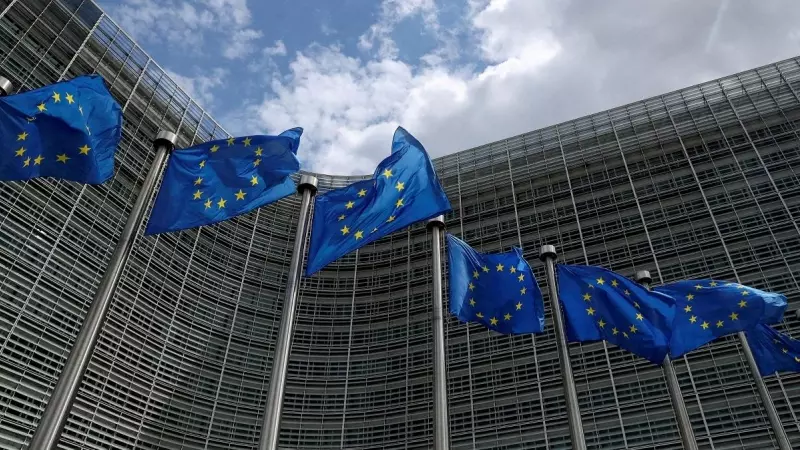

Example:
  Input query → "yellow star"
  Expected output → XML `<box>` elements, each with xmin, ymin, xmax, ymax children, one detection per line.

<box><xmin>78</xmin><ymin>105</ymin><xmax>83</xmax><ymax>115</ymax></box>
<box><xmin>482</xmin><ymin>265</ymin><xmax>489</xmax><ymax>273</ymax></box>
<box><xmin>199</xmin><ymin>160</ymin><xmax>206</xmax><ymax>168</ymax></box>
<box><xmin>635</xmin><ymin>313</ymin><xmax>643</xmax><ymax>321</ymax></box>
<box><xmin>520</xmin><ymin>287</ymin><xmax>527</xmax><ymax>295</ymax></box>
<box><xmin>357</xmin><ymin>189</ymin><xmax>367</xmax><ymax>197</ymax></box>
<box><xmin>56</xmin><ymin>153</ymin><xmax>69</xmax><ymax>163</ymax></box>
<box><xmin>701</xmin><ymin>321</ymin><xmax>710</xmax><ymax>330</ymax></box>
<box><xmin>586</xmin><ymin>307</ymin><xmax>596</xmax><ymax>316</ymax></box>
<box><xmin>387</xmin><ymin>215</ymin><xmax>395</xmax><ymax>222</ymax></box>
<box><xmin>596</xmin><ymin>277</ymin><xmax>605</xmax><ymax>285</ymax></box>
<box><xmin>15</xmin><ymin>147</ymin><xmax>25</xmax><ymax>157</ymax></box>
<box><xmin>217</xmin><ymin>198</ymin><xmax>227</xmax><ymax>208</ymax></box>
<box><xmin>383</xmin><ymin>168</ymin><xmax>392</xmax><ymax>178</ymax></box>
<box><xmin>468</xmin><ymin>282</ymin><xmax>475</xmax><ymax>291</ymax></box>
<box><xmin>193</xmin><ymin>190</ymin><xmax>202</xmax><ymax>200</ymax></box>
<box><xmin>371</xmin><ymin>227</ymin><xmax>378</xmax><ymax>233</ymax></box>
<box><xmin>395</xmin><ymin>198</ymin><xmax>404</xmax><ymax>207</ymax></box>
<box><xmin>624</xmin><ymin>289</ymin><xmax>630</xmax><ymax>296</ymax></box>
<box><xmin>633</xmin><ymin>302</ymin><xmax>640</xmax><ymax>309</ymax></box>
<box><xmin>78</xmin><ymin>144</ymin><xmax>90</xmax><ymax>155</ymax></box>
<box><xmin>515</xmin><ymin>302</ymin><xmax>522</xmax><ymax>310</ymax></box>
<box><xmin>684</xmin><ymin>305</ymin><xmax>692</xmax><ymax>313</ymax></box>
<box><xmin>729</xmin><ymin>312</ymin><xmax>739</xmax><ymax>321</ymax></box>
<box><xmin>598</xmin><ymin>319</ymin><xmax>606</xmax><ymax>328</ymax></box>
<box><xmin>473</xmin><ymin>270</ymin><xmax>479</xmax><ymax>279</ymax></box>
<box><xmin>469</xmin><ymin>298</ymin><xmax>476</xmax><ymax>307</ymax></box>
<box><xmin>741</xmin><ymin>290</ymin><xmax>749</xmax><ymax>296</ymax></box>
<box><xmin>695</xmin><ymin>284</ymin><xmax>702</xmax><ymax>290</ymax></box>
<box><xmin>17</xmin><ymin>131</ymin><xmax>27</xmax><ymax>141</ymax></box>
<box><xmin>338</xmin><ymin>214</ymin><xmax>346</xmax><ymax>221</ymax></box>
<box><xmin>490</xmin><ymin>317</ymin><xmax>499</xmax><ymax>326</ymax></box>
<box><xmin>253</xmin><ymin>158</ymin><xmax>261</xmax><ymax>167</ymax></box>
<box><xmin>34</xmin><ymin>155</ymin><xmax>44</xmax><ymax>165</ymax></box>
<box><xmin>496</xmin><ymin>263</ymin><xmax>504</xmax><ymax>271</ymax></box>
<box><xmin>710</xmin><ymin>281</ymin><xmax>718</xmax><ymax>287</ymax></box>
<box><xmin>795</xmin><ymin>357</ymin><xmax>800</xmax><ymax>363</ymax></box>
<box><xmin>52</xmin><ymin>92</ymin><xmax>61</xmax><ymax>103</ymax></box>
<box><xmin>783</xmin><ymin>348</ymin><xmax>789</xmax><ymax>354</ymax></box>
<box><xmin>518</xmin><ymin>274</ymin><xmax>525</xmax><ymax>282</ymax></box>
<box><xmin>250</xmin><ymin>175</ymin><xmax>259</xmax><ymax>186</ymax></box>
<box><xmin>504</xmin><ymin>313</ymin><xmax>512</xmax><ymax>321</ymax></box>
<box><xmin>235</xmin><ymin>189</ymin><xmax>246</xmax><ymax>200</ymax></box>
<box><xmin>629</xmin><ymin>325</ymin><xmax>638</xmax><ymax>333</ymax></box>
<box><xmin>85</xmin><ymin>124</ymin><xmax>91</xmax><ymax>135</ymax></box>
<box><xmin>354</xmin><ymin>230</ymin><xmax>364</xmax><ymax>240</ymax></box>
<box><xmin>623</xmin><ymin>332</ymin><xmax>630</xmax><ymax>339</ymax></box>
<box><xmin>738</xmin><ymin>300</ymin><xmax>747</xmax><ymax>308</ymax></box>
<box><xmin>476</xmin><ymin>312</ymin><xmax>484</xmax><ymax>319</ymax></box>
<box><xmin>345</xmin><ymin>201</ymin><xmax>355</xmax><ymax>209</ymax></box>
<box><xmin>227</xmin><ymin>137</ymin><xmax>235</xmax><ymax>146</ymax></box>
<box><xmin>510</xmin><ymin>266</ymin><xmax>517</xmax><ymax>274</ymax></box>
<box><xmin>26</xmin><ymin>117</ymin><xmax>35</xmax><ymax>122</ymax></box>
<box><xmin>204</xmin><ymin>198</ymin><xmax>212</xmax><ymax>209</ymax></box>
<box><xmin>612</xmin><ymin>327</ymin><xmax>619</xmax><ymax>335</ymax></box>
<box><xmin>255</xmin><ymin>147</ymin><xmax>263</xmax><ymax>156</ymax></box>
<box><xmin>611</xmin><ymin>279</ymin><xmax>619</xmax><ymax>287</ymax></box>
<box><xmin>689</xmin><ymin>315</ymin><xmax>697</xmax><ymax>323</ymax></box>
<box><xmin>583</xmin><ymin>293</ymin><xmax>591</xmax><ymax>301</ymax></box>
<box><xmin>395</xmin><ymin>181</ymin><xmax>405</xmax><ymax>191</ymax></box>
<box><xmin>242</xmin><ymin>137</ymin><xmax>252</xmax><ymax>146</ymax></box>
<box><xmin>210</xmin><ymin>145</ymin><xmax>220</xmax><ymax>153</ymax></box>
<box><xmin>194</xmin><ymin>176</ymin><xmax>203</xmax><ymax>185</ymax></box>
<box><xmin>37</xmin><ymin>103</ymin><xmax>46</xmax><ymax>112</ymax></box>
<box><xmin>22</xmin><ymin>157</ymin><xmax>30</xmax><ymax>167</ymax></box>
<box><xmin>686</xmin><ymin>294</ymin><xmax>694</xmax><ymax>301</ymax></box>
<box><xmin>716</xmin><ymin>320</ymin><xmax>724</xmax><ymax>328</ymax></box>
<box><xmin>341</xmin><ymin>225</ymin><xmax>350</xmax><ymax>235</ymax></box>
<box><xmin>65</xmin><ymin>93</ymin><xmax>74</xmax><ymax>104</ymax></box>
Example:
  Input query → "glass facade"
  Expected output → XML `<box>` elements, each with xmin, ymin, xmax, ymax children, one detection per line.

<box><xmin>1</xmin><ymin>0</ymin><xmax>800</xmax><ymax>449</ymax></box>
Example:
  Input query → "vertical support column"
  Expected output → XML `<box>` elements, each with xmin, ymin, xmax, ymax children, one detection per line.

<box><xmin>636</xmin><ymin>270</ymin><xmax>698</xmax><ymax>450</ymax></box>
<box><xmin>427</xmin><ymin>215</ymin><xmax>450</xmax><ymax>450</ymax></box>
<box><xmin>0</xmin><ymin>76</ymin><xmax>12</xmax><ymax>96</ymax></box>
<box><xmin>28</xmin><ymin>130</ymin><xmax>176</xmax><ymax>450</ymax></box>
<box><xmin>258</xmin><ymin>175</ymin><xmax>318</xmax><ymax>450</ymax></box>
<box><xmin>539</xmin><ymin>245</ymin><xmax>586</xmax><ymax>450</ymax></box>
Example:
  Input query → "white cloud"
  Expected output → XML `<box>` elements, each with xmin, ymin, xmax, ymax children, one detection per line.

<box><xmin>357</xmin><ymin>0</ymin><xmax>440</xmax><ymax>59</ymax></box>
<box><xmin>224</xmin><ymin>28</ymin><xmax>264</xmax><ymax>59</ymax></box>
<box><xmin>263</xmin><ymin>40</ymin><xmax>287</xmax><ymax>57</ymax></box>
<box><xmin>164</xmin><ymin>68</ymin><xmax>228</xmax><ymax>108</ymax></box>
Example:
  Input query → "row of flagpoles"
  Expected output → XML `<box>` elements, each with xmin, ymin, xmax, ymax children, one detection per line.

<box><xmin>1</xmin><ymin>73</ymin><xmax>797</xmax><ymax>450</ymax></box>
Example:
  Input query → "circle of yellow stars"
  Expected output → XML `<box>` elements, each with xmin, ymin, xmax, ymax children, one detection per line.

<box><xmin>192</xmin><ymin>137</ymin><xmax>263</xmax><ymax>211</ymax></box>
<box><xmin>337</xmin><ymin>166</ymin><xmax>409</xmax><ymax>242</ymax></box>
<box><xmin>466</xmin><ymin>259</ymin><xmax>528</xmax><ymax>329</ymax></box>
<box><xmin>679</xmin><ymin>281</ymin><xmax>748</xmax><ymax>332</ymax></box>
<box><xmin>584</xmin><ymin>276</ymin><xmax>640</xmax><ymax>340</ymax></box>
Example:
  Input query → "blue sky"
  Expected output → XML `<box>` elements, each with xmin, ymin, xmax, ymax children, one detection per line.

<box><xmin>96</xmin><ymin>0</ymin><xmax>800</xmax><ymax>175</ymax></box>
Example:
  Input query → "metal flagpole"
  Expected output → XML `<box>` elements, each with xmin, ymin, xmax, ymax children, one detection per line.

<box><xmin>635</xmin><ymin>270</ymin><xmax>698</xmax><ymax>450</ymax></box>
<box><xmin>539</xmin><ymin>245</ymin><xmax>587</xmax><ymax>450</ymax></box>
<box><xmin>427</xmin><ymin>215</ymin><xmax>450</xmax><ymax>450</ymax></box>
<box><xmin>28</xmin><ymin>130</ymin><xmax>176</xmax><ymax>450</ymax></box>
<box><xmin>0</xmin><ymin>76</ymin><xmax>12</xmax><ymax>96</ymax></box>
<box><xmin>259</xmin><ymin>175</ymin><xmax>318</xmax><ymax>450</ymax></box>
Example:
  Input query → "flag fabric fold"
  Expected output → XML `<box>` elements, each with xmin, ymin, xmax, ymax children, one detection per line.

<box><xmin>745</xmin><ymin>324</ymin><xmax>800</xmax><ymax>376</ymax></box>
<box><xmin>305</xmin><ymin>127</ymin><xmax>451</xmax><ymax>275</ymax></box>
<box><xmin>654</xmin><ymin>280</ymin><xmax>787</xmax><ymax>358</ymax></box>
<box><xmin>447</xmin><ymin>234</ymin><xmax>544</xmax><ymax>334</ymax></box>
<box><xmin>145</xmin><ymin>129</ymin><xmax>302</xmax><ymax>235</ymax></box>
<box><xmin>0</xmin><ymin>74</ymin><xmax>122</xmax><ymax>184</ymax></box>
<box><xmin>557</xmin><ymin>264</ymin><xmax>674</xmax><ymax>364</ymax></box>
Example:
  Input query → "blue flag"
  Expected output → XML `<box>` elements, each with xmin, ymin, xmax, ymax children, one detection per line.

<box><xmin>654</xmin><ymin>280</ymin><xmax>787</xmax><ymax>358</ymax></box>
<box><xmin>145</xmin><ymin>129</ymin><xmax>302</xmax><ymax>235</ymax></box>
<box><xmin>746</xmin><ymin>324</ymin><xmax>800</xmax><ymax>376</ymax></box>
<box><xmin>0</xmin><ymin>75</ymin><xmax>122</xmax><ymax>184</ymax></box>
<box><xmin>305</xmin><ymin>127</ymin><xmax>451</xmax><ymax>275</ymax></box>
<box><xmin>447</xmin><ymin>234</ymin><xmax>544</xmax><ymax>334</ymax></box>
<box><xmin>557</xmin><ymin>264</ymin><xmax>674</xmax><ymax>364</ymax></box>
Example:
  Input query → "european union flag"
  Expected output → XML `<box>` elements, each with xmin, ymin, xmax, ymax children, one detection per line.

<box><xmin>745</xmin><ymin>324</ymin><xmax>800</xmax><ymax>376</ymax></box>
<box><xmin>557</xmin><ymin>264</ymin><xmax>674</xmax><ymax>364</ymax></box>
<box><xmin>0</xmin><ymin>75</ymin><xmax>121</xmax><ymax>184</ymax></box>
<box><xmin>305</xmin><ymin>127</ymin><xmax>451</xmax><ymax>275</ymax></box>
<box><xmin>145</xmin><ymin>129</ymin><xmax>302</xmax><ymax>235</ymax></box>
<box><xmin>447</xmin><ymin>234</ymin><xmax>544</xmax><ymax>334</ymax></box>
<box><xmin>654</xmin><ymin>280</ymin><xmax>787</xmax><ymax>358</ymax></box>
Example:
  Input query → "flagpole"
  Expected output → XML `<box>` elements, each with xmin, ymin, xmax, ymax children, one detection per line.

<box><xmin>427</xmin><ymin>215</ymin><xmax>450</xmax><ymax>450</ymax></box>
<box><xmin>28</xmin><ymin>130</ymin><xmax>176</xmax><ymax>450</ymax></box>
<box><xmin>539</xmin><ymin>245</ymin><xmax>587</xmax><ymax>450</ymax></box>
<box><xmin>635</xmin><ymin>270</ymin><xmax>698</xmax><ymax>450</ymax></box>
<box><xmin>0</xmin><ymin>76</ymin><xmax>12</xmax><ymax>96</ymax></box>
<box><xmin>258</xmin><ymin>174</ymin><xmax>318</xmax><ymax>450</ymax></box>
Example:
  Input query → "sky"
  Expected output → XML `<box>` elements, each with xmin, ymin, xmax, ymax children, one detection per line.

<box><xmin>95</xmin><ymin>0</ymin><xmax>800</xmax><ymax>176</ymax></box>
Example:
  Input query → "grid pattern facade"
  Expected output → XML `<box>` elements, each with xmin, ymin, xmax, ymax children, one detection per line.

<box><xmin>1</xmin><ymin>1</ymin><xmax>800</xmax><ymax>449</ymax></box>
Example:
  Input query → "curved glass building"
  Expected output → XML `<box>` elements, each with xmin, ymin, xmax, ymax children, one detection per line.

<box><xmin>2</xmin><ymin>1</ymin><xmax>800</xmax><ymax>449</ymax></box>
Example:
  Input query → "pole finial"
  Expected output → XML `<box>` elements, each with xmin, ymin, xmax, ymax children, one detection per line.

<box><xmin>635</xmin><ymin>270</ymin><xmax>652</xmax><ymax>285</ymax></box>
<box><xmin>0</xmin><ymin>76</ymin><xmax>13</xmax><ymax>96</ymax></box>
<box><xmin>539</xmin><ymin>245</ymin><xmax>556</xmax><ymax>261</ymax></box>
<box><xmin>298</xmin><ymin>174</ymin><xmax>318</xmax><ymax>195</ymax></box>
<box><xmin>153</xmin><ymin>130</ymin><xmax>177</xmax><ymax>151</ymax></box>
<box><xmin>426</xmin><ymin>215</ymin><xmax>445</xmax><ymax>230</ymax></box>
